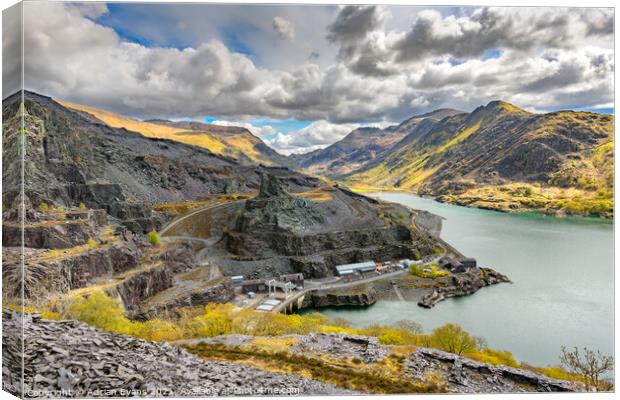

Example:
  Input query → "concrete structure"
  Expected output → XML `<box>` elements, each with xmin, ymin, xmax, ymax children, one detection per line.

<box><xmin>336</xmin><ymin>261</ymin><xmax>376</xmax><ymax>276</ymax></box>
<box><xmin>241</xmin><ymin>279</ymin><xmax>267</xmax><ymax>294</ymax></box>
<box><xmin>268</xmin><ymin>279</ymin><xmax>295</xmax><ymax>298</ymax></box>
<box><xmin>278</xmin><ymin>273</ymin><xmax>304</xmax><ymax>287</ymax></box>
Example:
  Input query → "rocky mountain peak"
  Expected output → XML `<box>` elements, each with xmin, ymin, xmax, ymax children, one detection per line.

<box><xmin>258</xmin><ymin>173</ymin><xmax>291</xmax><ymax>198</ymax></box>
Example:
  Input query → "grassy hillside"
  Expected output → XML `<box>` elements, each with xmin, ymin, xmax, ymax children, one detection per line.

<box><xmin>58</xmin><ymin>100</ymin><xmax>287</xmax><ymax>166</ymax></box>
<box><xmin>345</xmin><ymin>102</ymin><xmax>613</xmax><ymax>218</ymax></box>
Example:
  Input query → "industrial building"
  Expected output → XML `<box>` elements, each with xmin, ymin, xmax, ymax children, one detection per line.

<box><xmin>336</xmin><ymin>261</ymin><xmax>376</xmax><ymax>276</ymax></box>
<box><xmin>438</xmin><ymin>256</ymin><xmax>477</xmax><ymax>273</ymax></box>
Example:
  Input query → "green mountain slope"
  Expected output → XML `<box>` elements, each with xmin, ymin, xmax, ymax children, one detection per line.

<box><xmin>291</xmin><ymin>109</ymin><xmax>462</xmax><ymax>177</ymax></box>
<box><xmin>341</xmin><ymin>101</ymin><xmax>613</xmax><ymax>217</ymax></box>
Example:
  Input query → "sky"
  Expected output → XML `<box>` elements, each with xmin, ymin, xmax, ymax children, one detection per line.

<box><xmin>2</xmin><ymin>2</ymin><xmax>614</xmax><ymax>154</ymax></box>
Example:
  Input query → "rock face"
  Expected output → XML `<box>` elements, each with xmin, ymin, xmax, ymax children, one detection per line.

<box><xmin>2</xmin><ymin>91</ymin><xmax>320</xmax><ymax>227</ymax></box>
<box><xmin>302</xmin><ymin>284</ymin><xmax>378</xmax><ymax>308</ymax></box>
<box><xmin>405</xmin><ymin>347</ymin><xmax>583</xmax><ymax>393</ymax></box>
<box><xmin>2</xmin><ymin>241</ymin><xmax>141</xmax><ymax>298</ymax></box>
<box><xmin>2</xmin><ymin>312</ymin><xmax>349</xmax><ymax>397</ymax></box>
<box><xmin>216</xmin><ymin>176</ymin><xmax>438</xmax><ymax>278</ymax></box>
<box><xmin>2</xmin><ymin>210</ymin><xmax>108</xmax><ymax>249</ymax></box>
<box><xmin>135</xmin><ymin>277</ymin><xmax>235</xmax><ymax>321</ymax></box>
<box><xmin>234</xmin><ymin>174</ymin><xmax>325</xmax><ymax>235</ymax></box>
<box><xmin>291</xmin><ymin>333</ymin><xmax>388</xmax><ymax>364</ymax></box>
<box><xmin>418</xmin><ymin>267</ymin><xmax>511</xmax><ymax>308</ymax></box>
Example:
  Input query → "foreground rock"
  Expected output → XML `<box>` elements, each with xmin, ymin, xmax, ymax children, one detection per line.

<box><xmin>302</xmin><ymin>284</ymin><xmax>378</xmax><ymax>308</ymax></box>
<box><xmin>175</xmin><ymin>333</ymin><xmax>583</xmax><ymax>393</ymax></box>
<box><xmin>406</xmin><ymin>347</ymin><xmax>583</xmax><ymax>393</ymax></box>
<box><xmin>418</xmin><ymin>267</ymin><xmax>511</xmax><ymax>308</ymax></box>
<box><xmin>2</xmin><ymin>311</ymin><xmax>350</xmax><ymax>397</ymax></box>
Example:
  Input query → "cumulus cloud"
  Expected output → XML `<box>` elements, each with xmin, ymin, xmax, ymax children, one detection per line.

<box><xmin>266</xmin><ymin>120</ymin><xmax>359</xmax><ymax>154</ymax></box>
<box><xmin>272</xmin><ymin>16</ymin><xmax>295</xmax><ymax>39</ymax></box>
<box><xmin>393</xmin><ymin>7</ymin><xmax>613</xmax><ymax>63</ymax></box>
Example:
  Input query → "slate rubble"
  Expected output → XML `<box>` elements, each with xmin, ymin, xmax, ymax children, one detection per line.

<box><xmin>2</xmin><ymin>311</ymin><xmax>350</xmax><ymax>398</ymax></box>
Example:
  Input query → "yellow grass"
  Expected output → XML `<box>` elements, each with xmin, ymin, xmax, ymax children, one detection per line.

<box><xmin>58</xmin><ymin>99</ymin><xmax>226</xmax><ymax>154</ymax></box>
<box><xmin>250</xmin><ymin>337</ymin><xmax>298</xmax><ymax>353</ymax></box>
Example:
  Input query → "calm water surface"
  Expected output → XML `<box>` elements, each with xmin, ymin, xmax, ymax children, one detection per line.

<box><xmin>309</xmin><ymin>193</ymin><xmax>614</xmax><ymax>368</ymax></box>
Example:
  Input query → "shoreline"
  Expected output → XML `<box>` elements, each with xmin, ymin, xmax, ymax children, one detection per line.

<box><xmin>297</xmin><ymin>266</ymin><xmax>511</xmax><ymax>313</ymax></box>
<box><xmin>349</xmin><ymin>187</ymin><xmax>613</xmax><ymax>221</ymax></box>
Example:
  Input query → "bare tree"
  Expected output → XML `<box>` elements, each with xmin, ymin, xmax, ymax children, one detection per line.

<box><xmin>395</xmin><ymin>320</ymin><xmax>423</xmax><ymax>334</ymax></box>
<box><xmin>559</xmin><ymin>346</ymin><xmax>614</xmax><ymax>391</ymax></box>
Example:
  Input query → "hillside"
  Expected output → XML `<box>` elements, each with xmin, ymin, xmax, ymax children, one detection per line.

<box><xmin>2</xmin><ymin>91</ymin><xmax>319</xmax><ymax>231</ymax></box>
<box><xmin>293</xmin><ymin>109</ymin><xmax>462</xmax><ymax>177</ymax></box>
<box><xmin>57</xmin><ymin>100</ymin><xmax>291</xmax><ymax>167</ymax></box>
<box><xmin>314</xmin><ymin>102</ymin><xmax>612</xmax><ymax>217</ymax></box>
<box><xmin>146</xmin><ymin>119</ymin><xmax>294</xmax><ymax>168</ymax></box>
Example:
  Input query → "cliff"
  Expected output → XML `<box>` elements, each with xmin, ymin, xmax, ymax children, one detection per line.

<box><xmin>302</xmin><ymin>284</ymin><xmax>378</xmax><ymax>308</ymax></box>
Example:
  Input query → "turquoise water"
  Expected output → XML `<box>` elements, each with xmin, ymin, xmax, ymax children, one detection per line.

<box><xmin>309</xmin><ymin>193</ymin><xmax>614</xmax><ymax>368</ymax></box>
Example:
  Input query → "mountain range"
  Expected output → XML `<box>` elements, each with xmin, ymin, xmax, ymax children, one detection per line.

<box><xmin>4</xmin><ymin>92</ymin><xmax>613</xmax><ymax>218</ymax></box>
<box><xmin>296</xmin><ymin>101</ymin><xmax>613</xmax><ymax>217</ymax></box>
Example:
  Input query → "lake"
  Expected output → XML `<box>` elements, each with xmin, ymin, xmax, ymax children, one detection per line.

<box><xmin>308</xmin><ymin>192</ymin><xmax>614</xmax><ymax>368</ymax></box>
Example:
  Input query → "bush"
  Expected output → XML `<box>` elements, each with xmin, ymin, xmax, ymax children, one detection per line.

<box><xmin>79</xmin><ymin>202</ymin><xmax>87</xmax><ymax>210</ymax></box>
<box><xmin>148</xmin><ymin>231</ymin><xmax>160</xmax><ymax>246</ymax></box>
<box><xmin>430</xmin><ymin>323</ymin><xmax>477</xmax><ymax>355</ymax></box>
<box><xmin>87</xmin><ymin>239</ymin><xmax>98</xmax><ymax>248</ymax></box>
<box><xmin>465</xmin><ymin>348</ymin><xmax>519</xmax><ymax>367</ymax></box>
<box><xmin>409</xmin><ymin>264</ymin><xmax>448</xmax><ymax>279</ymax></box>
<box><xmin>37</xmin><ymin>203</ymin><xmax>49</xmax><ymax>212</ymax></box>
<box><xmin>67</xmin><ymin>291</ymin><xmax>138</xmax><ymax>335</ymax></box>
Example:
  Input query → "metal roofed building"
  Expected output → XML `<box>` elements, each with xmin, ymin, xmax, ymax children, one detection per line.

<box><xmin>256</xmin><ymin>304</ymin><xmax>275</xmax><ymax>312</ymax></box>
<box><xmin>256</xmin><ymin>298</ymin><xmax>281</xmax><ymax>312</ymax></box>
<box><xmin>336</xmin><ymin>261</ymin><xmax>376</xmax><ymax>276</ymax></box>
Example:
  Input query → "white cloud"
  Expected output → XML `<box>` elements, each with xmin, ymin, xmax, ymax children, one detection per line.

<box><xmin>7</xmin><ymin>3</ymin><xmax>614</xmax><ymax>154</ymax></box>
<box><xmin>272</xmin><ymin>16</ymin><xmax>295</xmax><ymax>40</ymax></box>
<box><xmin>265</xmin><ymin>120</ymin><xmax>359</xmax><ymax>154</ymax></box>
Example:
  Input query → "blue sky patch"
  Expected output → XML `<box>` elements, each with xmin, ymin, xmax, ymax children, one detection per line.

<box><xmin>251</xmin><ymin>118</ymin><xmax>311</xmax><ymax>133</ymax></box>
<box><xmin>481</xmin><ymin>48</ymin><xmax>502</xmax><ymax>60</ymax></box>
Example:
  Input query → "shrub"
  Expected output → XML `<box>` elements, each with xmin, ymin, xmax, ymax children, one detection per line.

<box><xmin>67</xmin><ymin>290</ymin><xmax>138</xmax><ymax>335</ymax></box>
<box><xmin>47</xmin><ymin>250</ymin><xmax>62</xmax><ymax>258</ymax></box>
<box><xmin>465</xmin><ymin>348</ymin><xmax>519</xmax><ymax>367</ymax></box>
<box><xmin>37</xmin><ymin>203</ymin><xmax>49</xmax><ymax>212</ymax></box>
<box><xmin>148</xmin><ymin>231</ymin><xmax>160</xmax><ymax>246</ymax></box>
<box><xmin>79</xmin><ymin>202</ymin><xmax>87</xmax><ymax>210</ymax></box>
<box><xmin>139</xmin><ymin>319</ymin><xmax>184</xmax><ymax>342</ymax></box>
<box><xmin>409</xmin><ymin>264</ymin><xmax>448</xmax><ymax>279</ymax></box>
<box><xmin>430</xmin><ymin>323</ymin><xmax>477</xmax><ymax>355</ymax></box>
<box><xmin>87</xmin><ymin>239</ymin><xmax>98</xmax><ymax>248</ymax></box>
